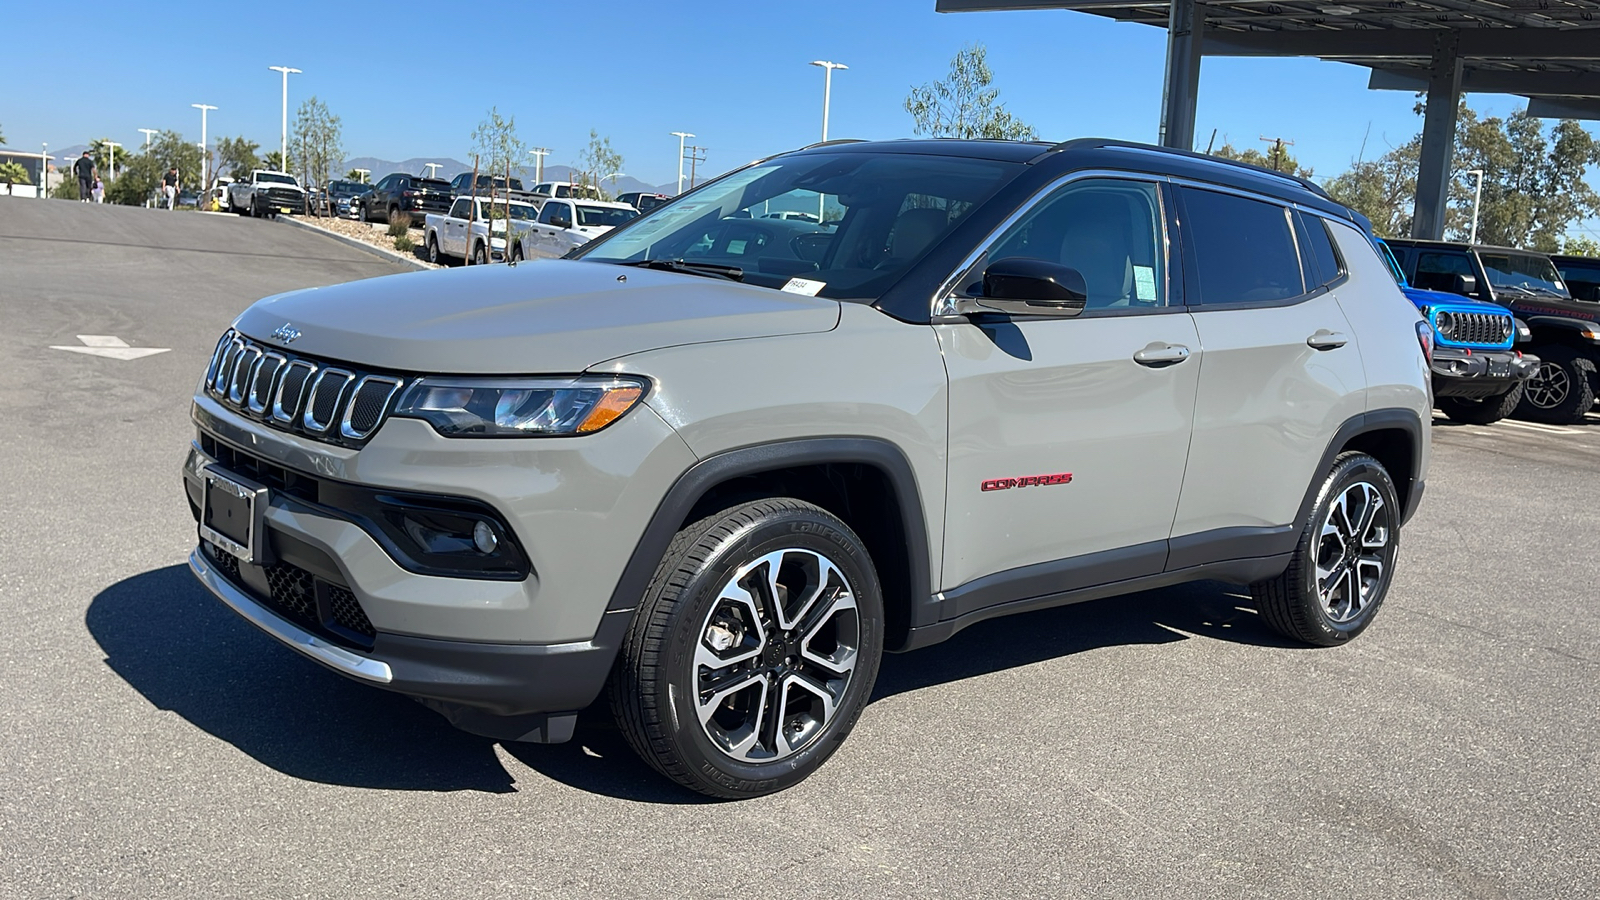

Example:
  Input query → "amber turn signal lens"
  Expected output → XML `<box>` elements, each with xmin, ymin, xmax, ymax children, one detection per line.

<box><xmin>576</xmin><ymin>386</ymin><xmax>645</xmax><ymax>433</ymax></box>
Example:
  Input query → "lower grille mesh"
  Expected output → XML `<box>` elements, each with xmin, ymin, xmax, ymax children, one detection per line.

<box><xmin>203</xmin><ymin>542</ymin><xmax>376</xmax><ymax>649</ymax></box>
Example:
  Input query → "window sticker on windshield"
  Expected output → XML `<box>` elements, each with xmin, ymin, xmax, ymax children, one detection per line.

<box><xmin>1133</xmin><ymin>266</ymin><xmax>1158</xmax><ymax>301</ymax></box>
<box><xmin>727</xmin><ymin>240</ymin><xmax>747</xmax><ymax>255</ymax></box>
<box><xmin>782</xmin><ymin>277</ymin><xmax>826</xmax><ymax>296</ymax></box>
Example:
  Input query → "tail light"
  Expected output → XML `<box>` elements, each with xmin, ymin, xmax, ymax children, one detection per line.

<box><xmin>1415</xmin><ymin>320</ymin><xmax>1433</xmax><ymax>364</ymax></box>
<box><xmin>402</xmin><ymin>190</ymin><xmax>414</xmax><ymax>198</ymax></box>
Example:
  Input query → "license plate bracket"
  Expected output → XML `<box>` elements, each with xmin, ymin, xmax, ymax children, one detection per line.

<box><xmin>200</xmin><ymin>466</ymin><xmax>269</xmax><ymax>564</ymax></box>
<box><xmin>1488</xmin><ymin>357</ymin><xmax>1511</xmax><ymax>377</ymax></box>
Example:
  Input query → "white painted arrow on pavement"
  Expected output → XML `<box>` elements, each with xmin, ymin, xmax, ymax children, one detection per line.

<box><xmin>49</xmin><ymin>335</ymin><xmax>172</xmax><ymax>360</ymax></box>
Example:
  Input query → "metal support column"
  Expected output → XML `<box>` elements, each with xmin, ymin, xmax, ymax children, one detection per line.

<box><xmin>1158</xmin><ymin>0</ymin><xmax>1204</xmax><ymax>150</ymax></box>
<box><xmin>1411</xmin><ymin>32</ymin><xmax>1463</xmax><ymax>240</ymax></box>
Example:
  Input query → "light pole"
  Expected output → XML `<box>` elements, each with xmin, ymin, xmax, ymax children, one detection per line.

<box><xmin>423</xmin><ymin>163</ymin><xmax>442</xmax><ymax>178</ymax></box>
<box><xmin>670</xmin><ymin>132</ymin><xmax>694</xmax><ymax>195</ymax></box>
<box><xmin>103</xmin><ymin>141</ymin><xmax>121</xmax><ymax>181</ymax></box>
<box><xmin>809</xmin><ymin>60</ymin><xmax>848</xmax><ymax>142</ymax></box>
<box><xmin>354</xmin><ymin>168</ymin><xmax>370</xmax><ymax>183</ymax></box>
<box><xmin>601</xmin><ymin>171</ymin><xmax>627</xmax><ymax>198</ymax></box>
<box><xmin>268</xmin><ymin>66</ymin><xmax>301</xmax><ymax>173</ymax></box>
<box><xmin>40</xmin><ymin>143</ymin><xmax>47</xmax><ymax>200</ymax></box>
<box><xmin>529</xmin><ymin>148</ymin><xmax>550</xmax><ymax>184</ymax></box>
<box><xmin>191</xmin><ymin>103</ymin><xmax>216</xmax><ymax>187</ymax></box>
<box><xmin>1467</xmin><ymin>168</ymin><xmax>1485</xmax><ymax>245</ymax></box>
<box><xmin>138</xmin><ymin>128</ymin><xmax>158</xmax><ymax>150</ymax></box>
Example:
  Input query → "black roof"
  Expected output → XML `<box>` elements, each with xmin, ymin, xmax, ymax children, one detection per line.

<box><xmin>1386</xmin><ymin>237</ymin><xmax>1557</xmax><ymax>257</ymax></box>
<box><xmin>787</xmin><ymin>137</ymin><xmax>1354</xmax><ymax>222</ymax></box>
<box><xmin>1551</xmin><ymin>254</ymin><xmax>1600</xmax><ymax>266</ymax></box>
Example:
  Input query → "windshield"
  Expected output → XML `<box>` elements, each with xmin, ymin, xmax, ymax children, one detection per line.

<box><xmin>257</xmin><ymin>172</ymin><xmax>297</xmax><ymax>185</ymax></box>
<box><xmin>576</xmin><ymin>205</ymin><xmax>638</xmax><ymax>228</ymax></box>
<box><xmin>1478</xmin><ymin>252</ymin><xmax>1569</xmax><ymax>297</ymax></box>
<box><xmin>329</xmin><ymin>181</ymin><xmax>364</xmax><ymax>197</ymax></box>
<box><xmin>576</xmin><ymin>152</ymin><xmax>1017</xmax><ymax>300</ymax></box>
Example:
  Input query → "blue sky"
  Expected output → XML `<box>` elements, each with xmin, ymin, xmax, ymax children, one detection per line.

<box><xmin>0</xmin><ymin>0</ymin><xmax>1573</xmax><ymax>188</ymax></box>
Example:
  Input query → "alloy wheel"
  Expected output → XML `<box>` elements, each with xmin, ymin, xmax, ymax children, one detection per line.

<box><xmin>693</xmin><ymin>548</ymin><xmax>860</xmax><ymax>763</ymax></box>
<box><xmin>1314</xmin><ymin>482</ymin><xmax>1390</xmax><ymax>624</ymax></box>
<box><xmin>1525</xmin><ymin>361</ymin><xmax>1571</xmax><ymax>409</ymax></box>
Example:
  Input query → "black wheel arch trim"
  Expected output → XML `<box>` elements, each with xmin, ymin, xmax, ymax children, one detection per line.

<box><xmin>1523</xmin><ymin>314</ymin><xmax>1600</xmax><ymax>336</ymax></box>
<box><xmin>1302</xmin><ymin>407</ymin><xmax>1425</xmax><ymax>529</ymax></box>
<box><xmin>602</xmin><ymin>436</ymin><xmax>935</xmax><ymax>637</ymax></box>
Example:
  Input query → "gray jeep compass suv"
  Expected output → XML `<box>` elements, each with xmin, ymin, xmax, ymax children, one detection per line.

<box><xmin>184</xmin><ymin>138</ymin><xmax>1431</xmax><ymax>797</ymax></box>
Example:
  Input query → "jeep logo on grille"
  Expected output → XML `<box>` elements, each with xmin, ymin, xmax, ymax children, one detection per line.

<box><xmin>269</xmin><ymin>323</ymin><xmax>302</xmax><ymax>345</ymax></box>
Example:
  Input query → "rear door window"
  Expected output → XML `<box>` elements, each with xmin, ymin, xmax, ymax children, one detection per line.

<box><xmin>1294</xmin><ymin>212</ymin><xmax>1344</xmax><ymax>289</ymax></box>
<box><xmin>1179</xmin><ymin>187</ymin><xmax>1305</xmax><ymax>305</ymax></box>
<box><xmin>1413</xmin><ymin>251</ymin><xmax>1475</xmax><ymax>294</ymax></box>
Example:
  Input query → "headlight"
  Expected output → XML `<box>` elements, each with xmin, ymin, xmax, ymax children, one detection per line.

<box><xmin>392</xmin><ymin>375</ymin><xmax>646</xmax><ymax>437</ymax></box>
<box><xmin>1434</xmin><ymin>311</ymin><xmax>1455</xmax><ymax>338</ymax></box>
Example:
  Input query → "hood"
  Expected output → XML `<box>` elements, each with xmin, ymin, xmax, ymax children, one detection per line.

<box><xmin>1401</xmin><ymin>285</ymin><xmax>1505</xmax><ymax>313</ymax></box>
<box><xmin>233</xmin><ymin>259</ymin><xmax>841</xmax><ymax>373</ymax></box>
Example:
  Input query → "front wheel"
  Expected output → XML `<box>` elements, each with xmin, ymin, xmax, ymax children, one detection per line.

<box><xmin>610</xmin><ymin>499</ymin><xmax>884</xmax><ymax>799</ymax></box>
<box><xmin>510</xmin><ymin>244</ymin><xmax>523</xmax><ymax>263</ymax></box>
<box><xmin>472</xmin><ymin>243</ymin><xmax>489</xmax><ymax>266</ymax></box>
<box><xmin>1250</xmin><ymin>452</ymin><xmax>1399</xmax><ymax>646</ymax></box>
<box><xmin>427</xmin><ymin>235</ymin><xmax>442</xmax><ymax>265</ymax></box>
<box><xmin>1438</xmin><ymin>383</ymin><xmax>1523</xmax><ymax>425</ymax></box>
<box><xmin>1516</xmin><ymin>345</ymin><xmax>1596</xmax><ymax>424</ymax></box>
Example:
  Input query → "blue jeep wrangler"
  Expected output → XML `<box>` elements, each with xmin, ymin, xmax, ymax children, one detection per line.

<box><xmin>1373</xmin><ymin>238</ymin><xmax>1537</xmax><ymax>424</ymax></box>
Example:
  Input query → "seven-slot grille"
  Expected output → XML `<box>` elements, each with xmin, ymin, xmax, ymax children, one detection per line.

<box><xmin>205</xmin><ymin>329</ymin><xmax>406</xmax><ymax>448</ymax></box>
<box><xmin>1440</xmin><ymin>311</ymin><xmax>1514</xmax><ymax>347</ymax></box>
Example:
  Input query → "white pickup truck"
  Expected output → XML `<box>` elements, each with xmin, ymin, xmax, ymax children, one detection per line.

<box><xmin>515</xmin><ymin>198</ymin><xmax>639</xmax><ymax>260</ymax></box>
<box><xmin>227</xmin><ymin>170</ymin><xmax>306</xmax><ymax>218</ymax></box>
<box><xmin>423</xmin><ymin>196</ymin><xmax>542</xmax><ymax>266</ymax></box>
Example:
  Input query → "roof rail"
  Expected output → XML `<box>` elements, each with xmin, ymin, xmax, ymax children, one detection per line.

<box><xmin>1037</xmin><ymin>137</ymin><xmax>1332</xmax><ymax>202</ymax></box>
<box><xmin>797</xmin><ymin>138</ymin><xmax>866</xmax><ymax>151</ymax></box>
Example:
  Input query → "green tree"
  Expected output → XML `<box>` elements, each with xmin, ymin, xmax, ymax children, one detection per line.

<box><xmin>292</xmin><ymin>96</ymin><xmax>344</xmax><ymax>190</ymax></box>
<box><xmin>89</xmin><ymin>139</ymin><xmax>124</xmax><ymax>177</ymax></box>
<box><xmin>577</xmin><ymin>129</ymin><xmax>623</xmax><ymax>198</ymax></box>
<box><xmin>105</xmin><ymin>130</ymin><xmax>203</xmax><ymax>204</ymax></box>
<box><xmin>1324</xmin><ymin>134</ymin><xmax>1422</xmax><ymax>238</ymax></box>
<box><xmin>1211</xmin><ymin>139</ymin><xmax>1313</xmax><ymax>178</ymax></box>
<box><xmin>905</xmin><ymin>43</ymin><xmax>1037</xmax><ymax>141</ymax></box>
<box><xmin>262</xmin><ymin>149</ymin><xmax>290</xmax><ymax>172</ymax></box>
<box><xmin>1565</xmin><ymin>234</ymin><xmax>1600</xmax><ymax>257</ymax></box>
<box><xmin>0</xmin><ymin>160</ymin><xmax>32</xmax><ymax>186</ymax></box>
<box><xmin>344</xmin><ymin>168</ymin><xmax>368</xmax><ymax>182</ymax></box>
<box><xmin>215</xmin><ymin>135</ymin><xmax>260</xmax><ymax>181</ymax></box>
<box><xmin>53</xmin><ymin>177</ymin><xmax>81</xmax><ymax>200</ymax></box>
<box><xmin>470</xmin><ymin>107</ymin><xmax>526</xmax><ymax>192</ymax></box>
<box><xmin>1453</xmin><ymin>107</ymin><xmax>1600</xmax><ymax>251</ymax></box>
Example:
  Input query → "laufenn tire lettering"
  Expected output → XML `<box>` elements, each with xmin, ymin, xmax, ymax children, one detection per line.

<box><xmin>981</xmin><ymin>472</ymin><xmax>1074</xmax><ymax>492</ymax></box>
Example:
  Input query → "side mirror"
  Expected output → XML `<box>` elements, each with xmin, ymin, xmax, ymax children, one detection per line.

<box><xmin>1453</xmin><ymin>273</ymin><xmax>1478</xmax><ymax>296</ymax></box>
<box><xmin>549</xmin><ymin>215</ymin><xmax>572</xmax><ymax>230</ymax></box>
<box><xmin>959</xmin><ymin>258</ymin><xmax>1088</xmax><ymax>318</ymax></box>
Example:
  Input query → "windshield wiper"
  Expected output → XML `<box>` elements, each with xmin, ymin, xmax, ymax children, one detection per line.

<box><xmin>617</xmin><ymin>258</ymin><xmax>745</xmax><ymax>282</ymax></box>
<box><xmin>1520</xmin><ymin>284</ymin><xmax>1564</xmax><ymax>297</ymax></box>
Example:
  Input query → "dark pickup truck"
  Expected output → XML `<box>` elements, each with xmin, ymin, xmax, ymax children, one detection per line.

<box><xmin>1388</xmin><ymin>239</ymin><xmax>1600</xmax><ymax>423</ymax></box>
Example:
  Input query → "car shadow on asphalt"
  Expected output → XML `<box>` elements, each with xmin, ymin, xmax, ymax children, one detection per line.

<box><xmin>87</xmin><ymin>567</ymin><xmax>1294</xmax><ymax>802</ymax></box>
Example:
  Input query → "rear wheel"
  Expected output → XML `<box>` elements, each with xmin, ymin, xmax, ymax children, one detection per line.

<box><xmin>1516</xmin><ymin>345</ymin><xmax>1596</xmax><ymax>424</ymax></box>
<box><xmin>610</xmin><ymin>499</ymin><xmax>884</xmax><ymax>798</ymax></box>
<box><xmin>1251</xmin><ymin>452</ymin><xmax>1399</xmax><ymax>646</ymax></box>
<box><xmin>427</xmin><ymin>235</ymin><xmax>442</xmax><ymax>266</ymax></box>
<box><xmin>472</xmin><ymin>242</ymin><xmax>489</xmax><ymax>266</ymax></box>
<box><xmin>510</xmin><ymin>243</ymin><xmax>523</xmax><ymax>263</ymax></box>
<box><xmin>1438</xmin><ymin>383</ymin><xmax>1523</xmax><ymax>425</ymax></box>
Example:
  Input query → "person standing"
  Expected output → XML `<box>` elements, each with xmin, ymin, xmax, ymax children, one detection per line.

<box><xmin>162</xmin><ymin>167</ymin><xmax>179</xmax><ymax>210</ymax></box>
<box><xmin>73</xmin><ymin>151</ymin><xmax>96</xmax><ymax>203</ymax></box>
<box><xmin>92</xmin><ymin>177</ymin><xmax>105</xmax><ymax>204</ymax></box>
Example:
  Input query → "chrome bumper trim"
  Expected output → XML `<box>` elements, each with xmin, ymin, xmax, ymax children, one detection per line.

<box><xmin>188</xmin><ymin>548</ymin><xmax>393</xmax><ymax>684</ymax></box>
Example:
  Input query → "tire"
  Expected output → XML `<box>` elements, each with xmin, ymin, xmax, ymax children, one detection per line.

<box><xmin>250</xmin><ymin>196</ymin><xmax>262</xmax><ymax>218</ymax></box>
<box><xmin>1250</xmin><ymin>452</ymin><xmax>1400</xmax><ymax>647</ymax></box>
<box><xmin>472</xmin><ymin>242</ymin><xmax>488</xmax><ymax>266</ymax></box>
<box><xmin>510</xmin><ymin>244</ymin><xmax>523</xmax><ymax>264</ymax></box>
<box><xmin>387</xmin><ymin>205</ymin><xmax>400</xmax><ymax>226</ymax></box>
<box><xmin>1438</xmin><ymin>382</ymin><xmax>1523</xmax><ymax>425</ymax></box>
<box><xmin>1516</xmin><ymin>345</ymin><xmax>1596</xmax><ymax>424</ymax></box>
<box><xmin>427</xmin><ymin>235</ymin><xmax>442</xmax><ymax>266</ymax></box>
<box><xmin>609</xmin><ymin>498</ymin><xmax>885</xmax><ymax>799</ymax></box>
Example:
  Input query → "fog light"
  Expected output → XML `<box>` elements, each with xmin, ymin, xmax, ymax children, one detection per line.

<box><xmin>473</xmin><ymin>520</ymin><xmax>499</xmax><ymax>554</ymax></box>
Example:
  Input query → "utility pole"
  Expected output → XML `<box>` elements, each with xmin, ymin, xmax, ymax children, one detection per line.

<box><xmin>192</xmin><ymin>104</ymin><xmax>217</xmax><ymax>187</ymax></box>
<box><xmin>670</xmin><ymin>131</ymin><xmax>694</xmax><ymax>195</ymax></box>
<box><xmin>528</xmin><ymin>147</ymin><xmax>550</xmax><ymax>184</ymax></box>
<box><xmin>103</xmin><ymin>141</ymin><xmax>121</xmax><ymax>181</ymax></box>
<box><xmin>1258</xmin><ymin>135</ymin><xmax>1295</xmax><ymax>172</ymax></box>
<box><xmin>686</xmin><ymin>145</ymin><xmax>706</xmax><ymax>190</ymax></box>
<box><xmin>268</xmin><ymin>66</ymin><xmax>301</xmax><ymax>174</ymax></box>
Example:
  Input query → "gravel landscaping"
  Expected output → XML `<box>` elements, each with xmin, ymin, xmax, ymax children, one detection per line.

<box><xmin>292</xmin><ymin>214</ymin><xmax>444</xmax><ymax>269</ymax></box>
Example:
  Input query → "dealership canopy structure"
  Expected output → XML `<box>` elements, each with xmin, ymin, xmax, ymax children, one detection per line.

<box><xmin>936</xmin><ymin>0</ymin><xmax>1600</xmax><ymax>239</ymax></box>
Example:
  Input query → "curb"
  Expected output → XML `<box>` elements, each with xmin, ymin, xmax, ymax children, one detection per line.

<box><xmin>276</xmin><ymin>215</ymin><xmax>431</xmax><ymax>271</ymax></box>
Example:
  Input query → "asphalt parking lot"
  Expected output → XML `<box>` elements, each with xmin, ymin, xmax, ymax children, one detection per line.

<box><xmin>2</xmin><ymin>198</ymin><xmax>1597</xmax><ymax>899</ymax></box>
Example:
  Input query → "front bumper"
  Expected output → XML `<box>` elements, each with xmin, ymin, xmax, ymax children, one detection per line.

<box><xmin>188</xmin><ymin>546</ymin><xmax>629</xmax><ymax>740</ymax></box>
<box><xmin>1431</xmin><ymin>347</ymin><xmax>1539</xmax><ymax>399</ymax></box>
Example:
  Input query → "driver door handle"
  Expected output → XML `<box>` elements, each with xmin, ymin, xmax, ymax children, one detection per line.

<box><xmin>1306</xmin><ymin>329</ymin><xmax>1349</xmax><ymax>350</ymax></box>
<box><xmin>1133</xmin><ymin>342</ymin><xmax>1191</xmax><ymax>367</ymax></box>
